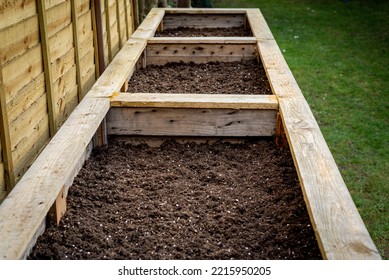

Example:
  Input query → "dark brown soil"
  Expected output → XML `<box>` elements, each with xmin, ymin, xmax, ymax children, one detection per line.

<box><xmin>127</xmin><ymin>60</ymin><xmax>272</xmax><ymax>95</ymax></box>
<box><xmin>155</xmin><ymin>27</ymin><xmax>253</xmax><ymax>37</ymax></box>
<box><xmin>29</xmin><ymin>138</ymin><xmax>322</xmax><ymax>260</ymax></box>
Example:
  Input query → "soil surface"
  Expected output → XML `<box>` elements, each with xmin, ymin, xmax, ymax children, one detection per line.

<box><xmin>155</xmin><ymin>27</ymin><xmax>253</xmax><ymax>37</ymax></box>
<box><xmin>127</xmin><ymin>60</ymin><xmax>272</xmax><ymax>95</ymax></box>
<box><xmin>29</xmin><ymin>138</ymin><xmax>322</xmax><ymax>260</ymax></box>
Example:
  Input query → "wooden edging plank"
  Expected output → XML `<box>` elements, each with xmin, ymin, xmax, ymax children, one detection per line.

<box><xmin>0</xmin><ymin>8</ymin><xmax>380</xmax><ymax>260</ymax></box>
<box><xmin>250</xmin><ymin>9</ymin><xmax>381</xmax><ymax>259</ymax></box>
<box><xmin>0</xmin><ymin>37</ymin><xmax>147</xmax><ymax>259</ymax></box>
<box><xmin>110</xmin><ymin>92</ymin><xmax>278</xmax><ymax>110</ymax></box>
<box><xmin>162</xmin><ymin>8</ymin><xmax>248</xmax><ymax>14</ymax></box>
<box><xmin>0</xmin><ymin>95</ymin><xmax>109</xmax><ymax>260</ymax></box>
<box><xmin>147</xmin><ymin>37</ymin><xmax>256</xmax><ymax>44</ymax></box>
<box><xmin>131</xmin><ymin>8</ymin><xmax>165</xmax><ymax>39</ymax></box>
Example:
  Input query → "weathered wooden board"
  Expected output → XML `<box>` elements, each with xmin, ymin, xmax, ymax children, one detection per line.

<box><xmin>253</xmin><ymin>28</ymin><xmax>381</xmax><ymax>259</ymax></box>
<box><xmin>0</xmin><ymin>162</ymin><xmax>5</xmax><ymax>202</ymax></box>
<box><xmin>49</xmin><ymin>23</ymin><xmax>74</xmax><ymax>62</ymax></box>
<box><xmin>0</xmin><ymin>15</ymin><xmax>40</xmax><ymax>66</ymax></box>
<box><xmin>7</xmin><ymin>73</ymin><xmax>45</xmax><ymax>125</ymax></box>
<box><xmin>111</xmin><ymin>93</ymin><xmax>278</xmax><ymax>110</ymax></box>
<box><xmin>0</xmin><ymin>0</ymin><xmax>37</xmax><ymax>30</ymax></box>
<box><xmin>2</xmin><ymin>45</ymin><xmax>44</xmax><ymax>106</ymax></box>
<box><xmin>246</xmin><ymin>9</ymin><xmax>273</xmax><ymax>40</ymax></box>
<box><xmin>163</xmin><ymin>13</ymin><xmax>246</xmax><ymax>29</ymax></box>
<box><xmin>107</xmin><ymin>107</ymin><xmax>276</xmax><ymax>137</ymax></box>
<box><xmin>146</xmin><ymin>40</ymin><xmax>256</xmax><ymax>65</ymax></box>
<box><xmin>0</xmin><ymin>96</ymin><xmax>110</xmax><ymax>259</ymax></box>
<box><xmin>46</xmin><ymin>0</ymin><xmax>71</xmax><ymax>38</ymax></box>
<box><xmin>131</xmin><ymin>8</ymin><xmax>165</xmax><ymax>39</ymax></box>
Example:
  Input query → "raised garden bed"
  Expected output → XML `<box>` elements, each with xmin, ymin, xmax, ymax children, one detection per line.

<box><xmin>29</xmin><ymin>138</ymin><xmax>321</xmax><ymax>260</ymax></box>
<box><xmin>0</xmin><ymin>8</ymin><xmax>380</xmax><ymax>260</ymax></box>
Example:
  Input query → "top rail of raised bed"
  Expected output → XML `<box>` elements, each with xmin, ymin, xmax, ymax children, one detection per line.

<box><xmin>0</xmin><ymin>8</ymin><xmax>380</xmax><ymax>260</ymax></box>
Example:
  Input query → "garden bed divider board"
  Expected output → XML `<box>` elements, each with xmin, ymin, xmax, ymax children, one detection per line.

<box><xmin>0</xmin><ymin>8</ymin><xmax>380</xmax><ymax>260</ymax></box>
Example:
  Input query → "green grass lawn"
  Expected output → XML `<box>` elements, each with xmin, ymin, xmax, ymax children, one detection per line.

<box><xmin>213</xmin><ymin>0</ymin><xmax>389</xmax><ymax>258</ymax></box>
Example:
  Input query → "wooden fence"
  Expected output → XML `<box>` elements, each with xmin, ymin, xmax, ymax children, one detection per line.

<box><xmin>0</xmin><ymin>0</ymin><xmax>138</xmax><ymax>202</ymax></box>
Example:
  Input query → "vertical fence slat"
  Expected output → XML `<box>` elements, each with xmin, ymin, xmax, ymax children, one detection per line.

<box><xmin>105</xmin><ymin>0</ymin><xmax>113</xmax><ymax>62</ymax></box>
<box><xmin>0</xmin><ymin>66</ymin><xmax>15</xmax><ymax>193</ymax></box>
<box><xmin>116</xmin><ymin>0</ymin><xmax>123</xmax><ymax>48</ymax></box>
<box><xmin>37</xmin><ymin>0</ymin><xmax>56</xmax><ymax>136</ymax></box>
<box><xmin>123</xmin><ymin>0</ymin><xmax>130</xmax><ymax>40</ymax></box>
<box><xmin>71</xmin><ymin>1</ymin><xmax>82</xmax><ymax>102</ymax></box>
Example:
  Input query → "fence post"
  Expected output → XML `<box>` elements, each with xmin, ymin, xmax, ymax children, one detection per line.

<box><xmin>0</xmin><ymin>66</ymin><xmax>15</xmax><ymax>193</ymax></box>
<box><xmin>37</xmin><ymin>0</ymin><xmax>57</xmax><ymax>136</ymax></box>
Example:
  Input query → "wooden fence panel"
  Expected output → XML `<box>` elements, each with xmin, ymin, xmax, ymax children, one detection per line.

<box><xmin>0</xmin><ymin>0</ymin><xmax>137</xmax><ymax>201</ymax></box>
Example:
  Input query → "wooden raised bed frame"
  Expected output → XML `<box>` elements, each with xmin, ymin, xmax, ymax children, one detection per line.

<box><xmin>0</xmin><ymin>8</ymin><xmax>380</xmax><ymax>260</ymax></box>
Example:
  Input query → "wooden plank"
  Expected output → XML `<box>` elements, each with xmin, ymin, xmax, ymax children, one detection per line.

<box><xmin>90</xmin><ymin>38</ymin><xmax>147</xmax><ymax>98</ymax></box>
<box><xmin>131</xmin><ymin>8</ymin><xmax>165</xmax><ymax>39</ymax></box>
<box><xmin>7</xmin><ymin>73</ymin><xmax>45</xmax><ymax>125</ymax></box>
<box><xmin>2</xmin><ymin>45</ymin><xmax>43</xmax><ymax>106</ymax></box>
<box><xmin>123</xmin><ymin>0</ymin><xmax>130</xmax><ymax>39</ymax></box>
<box><xmin>104</xmin><ymin>0</ymin><xmax>113</xmax><ymax>62</ymax></box>
<box><xmin>0</xmin><ymin>63</ymin><xmax>16</xmax><ymax>192</ymax></box>
<box><xmin>38</xmin><ymin>0</ymin><xmax>57</xmax><ymax>136</ymax></box>
<box><xmin>48</xmin><ymin>186</ymin><xmax>66</xmax><ymax>225</ymax></box>
<box><xmin>163</xmin><ymin>8</ymin><xmax>247</xmax><ymax>14</ymax></box>
<box><xmin>78</xmin><ymin>10</ymin><xmax>94</xmax><ymax>45</ymax></box>
<box><xmin>11</xmin><ymin>97</ymin><xmax>50</xmax><ymax>183</ymax></box>
<box><xmin>0</xmin><ymin>162</ymin><xmax>5</xmax><ymax>202</ymax></box>
<box><xmin>257</xmin><ymin>37</ymin><xmax>380</xmax><ymax>259</ymax></box>
<box><xmin>0</xmin><ymin>15</ymin><xmax>40</xmax><ymax>66</ymax></box>
<box><xmin>51</xmin><ymin>47</ymin><xmax>75</xmax><ymax>82</ymax></box>
<box><xmin>0</xmin><ymin>0</ymin><xmax>36</xmax><ymax>30</ymax></box>
<box><xmin>71</xmin><ymin>0</ymin><xmax>82</xmax><ymax>102</ymax></box>
<box><xmin>48</xmin><ymin>23</ymin><xmax>74</xmax><ymax>62</ymax></box>
<box><xmin>148</xmin><ymin>37</ymin><xmax>257</xmax><ymax>44</ymax></box>
<box><xmin>46</xmin><ymin>0</ymin><xmax>71</xmax><ymax>38</ymax></box>
<box><xmin>92</xmin><ymin>0</ymin><xmax>106</xmax><ymax>75</ymax></box>
<box><xmin>0</xmin><ymin>95</ymin><xmax>110</xmax><ymax>259</ymax></box>
<box><xmin>45</xmin><ymin>0</ymin><xmax>66</xmax><ymax>10</ymax></box>
<box><xmin>107</xmin><ymin>107</ymin><xmax>276</xmax><ymax>137</ymax></box>
<box><xmin>246</xmin><ymin>9</ymin><xmax>274</xmax><ymax>40</ymax></box>
<box><xmin>163</xmin><ymin>13</ymin><xmax>245</xmax><ymax>29</ymax></box>
<box><xmin>9</xmin><ymin>90</ymin><xmax>48</xmax><ymax>156</ymax></box>
<box><xmin>116</xmin><ymin>0</ymin><xmax>123</xmax><ymax>48</ymax></box>
<box><xmin>78</xmin><ymin>29</ymin><xmax>94</xmax><ymax>59</ymax></box>
<box><xmin>52</xmin><ymin>66</ymin><xmax>78</xmax><ymax>125</ymax></box>
<box><xmin>146</xmin><ymin>43</ymin><xmax>256</xmax><ymax>65</ymax></box>
<box><xmin>111</xmin><ymin>93</ymin><xmax>279</xmax><ymax>110</ymax></box>
<box><xmin>76</xmin><ymin>0</ymin><xmax>90</xmax><ymax>17</ymax></box>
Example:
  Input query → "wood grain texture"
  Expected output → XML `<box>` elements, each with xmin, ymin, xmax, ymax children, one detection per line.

<box><xmin>131</xmin><ymin>8</ymin><xmax>165</xmax><ymax>39</ymax></box>
<box><xmin>107</xmin><ymin>107</ymin><xmax>276</xmax><ymax>137</ymax></box>
<box><xmin>163</xmin><ymin>13</ymin><xmax>245</xmax><ymax>29</ymax></box>
<box><xmin>146</xmin><ymin>42</ymin><xmax>256</xmax><ymax>65</ymax></box>
<box><xmin>0</xmin><ymin>0</ymin><xmax>36</xmax><ymax>30</ymax></box>
<box><xmin>111</xmin><ymin>92</ymin><xmax>278</xmax><ymax>110</ymax></box>
<box><xmin>90</xmin><ymin>38</ymin><xmax>147</xmax><ymax>98</ymax></box>
<box><xmin>0</xmin><ymin>15</ymin><xmax>40</xmax><ymax>66</ymax></box>
<box><xmin>38</xmin><ymin>0</ymin><xmax>58</xmax><ymax>136</ymax></box>
<box><xmin>246</xmin><ymin>9</ymin><xmax>274</xmax><ymax>40</ymax></box>
<box><xmin>0</xmin><ymin>95</ymin><xmax>110</xmax><ymax>259</ymax></box>
<box><xmin>257</xmin><ymin>38</ymin><xmax>380</xmax><ymax>259</ymax></box>
<box><xmin>0</xmin><ymin>63</ymin><xmax>15</xmax><ymax>192</ymax></box>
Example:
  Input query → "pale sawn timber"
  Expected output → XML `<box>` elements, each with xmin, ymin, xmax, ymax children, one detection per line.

<box><xmin>0</xmin><ymin>8</ymin><xmax>380</xmax><ymax>260</ymax></box>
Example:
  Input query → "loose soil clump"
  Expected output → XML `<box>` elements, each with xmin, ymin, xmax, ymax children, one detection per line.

<box><xmin>127</xmin><ymin>60</ymin><xmax>272</xmax><ymax>95</ymax></box>
<box><xmin>155</xmin><ymin>27</ymin><xmax>253</xmax><ymax>37</ymax></box>
<box><xmin>29</xmin><ymin>138</ymin><xmax>322</xmax><ymax>260</ymax></box>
